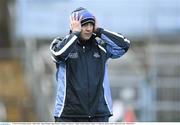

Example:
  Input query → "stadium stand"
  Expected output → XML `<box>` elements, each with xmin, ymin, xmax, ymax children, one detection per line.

<box><xmin>0</xmin><ymin>58</ymin><xmax>37</xmax><ymax>121</ymax></box>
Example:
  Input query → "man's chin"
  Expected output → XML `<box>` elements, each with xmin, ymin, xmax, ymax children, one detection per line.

<box><xmin>82</xmin><ymin>36</ymin><xmax>91</xmax><ymax>40</ymax></box>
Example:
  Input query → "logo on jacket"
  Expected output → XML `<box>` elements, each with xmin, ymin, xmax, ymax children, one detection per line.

<box><xmin>93</xmin><ymin>52</ymin><xmax>100</xmax><ymax>58</ymax></box>
<box><xmin>69</xmin><ymin>52</ymin><xmax>78</xmax><ymax>59</ymax></box>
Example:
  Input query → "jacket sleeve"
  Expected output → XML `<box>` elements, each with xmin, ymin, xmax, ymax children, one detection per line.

<box><xmin>96</xmin><ymin>28</ymin><xmax>130</xmax><ymax>59</ymax></box>
<box><xmin>50</xmin><ymin>32</ymin><xmax>79</xmax><ymax>63</ymax></box>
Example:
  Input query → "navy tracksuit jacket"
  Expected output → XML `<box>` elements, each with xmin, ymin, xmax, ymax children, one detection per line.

<box><xmin>50</xmin><ymin>28</ymin><xmax>130</xmax><ymax>118</ymax></box>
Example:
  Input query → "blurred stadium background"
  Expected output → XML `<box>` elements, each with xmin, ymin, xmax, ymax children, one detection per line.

<box><xmin>0</xmin><ymin>0</ymin><xmax>180</xmax><ymax>122</ymax></box>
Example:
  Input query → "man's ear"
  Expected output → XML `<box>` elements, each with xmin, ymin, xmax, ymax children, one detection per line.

<box><xmin>93</xmin><ymin>17</ymin><xmax>97</xmax><ymax>32</ymax></box>
<box><xmin>93</xmin><ymin>26</ymin><xmax>97</xmax><ymax>33</ymax></box>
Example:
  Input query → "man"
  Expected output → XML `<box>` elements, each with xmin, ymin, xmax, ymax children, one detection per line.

<box><xmin>50</xmin><ymin>7</ymin><xmax>130</xmax><ymax>122</ymax></box>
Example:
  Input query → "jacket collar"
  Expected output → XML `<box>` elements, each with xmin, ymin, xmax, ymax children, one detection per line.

<box><xmin>78</xmin><ymin>34</ymin><xmax>96</xmax><ymax>46</ymax></box>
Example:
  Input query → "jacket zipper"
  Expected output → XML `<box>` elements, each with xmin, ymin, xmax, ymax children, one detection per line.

<box><xmin>83</xmin><ymin>46</ymin><xmax>85</xmax><ymax>53</ymax></box>
<box><xmin>83</xmin><ymin>45</ymin><xmax>91</xmax><ymax>118</ymax></box>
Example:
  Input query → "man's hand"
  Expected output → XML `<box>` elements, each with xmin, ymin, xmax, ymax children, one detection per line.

<box><xmin>70</xmin><ymin>12</ymin><xmax>82</xmax><ymax>32</ymax></box>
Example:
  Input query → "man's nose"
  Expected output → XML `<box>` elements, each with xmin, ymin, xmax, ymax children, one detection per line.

<box><xmin>86</xmin><ymin>25</ymin><xmax>93</xmax><ymax>30</ymax></box>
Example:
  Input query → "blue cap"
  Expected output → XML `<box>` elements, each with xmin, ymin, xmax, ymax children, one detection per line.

<box><xmin>72</xmin><ymin>7</ymin><xmax>95</xmax><ymax>25</ymax></box>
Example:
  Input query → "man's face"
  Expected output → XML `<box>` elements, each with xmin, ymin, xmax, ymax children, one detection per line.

<box><xmin>80</xmin><ymin>23</ymin><xmax>94</xmax><ymax>40</ymax></box>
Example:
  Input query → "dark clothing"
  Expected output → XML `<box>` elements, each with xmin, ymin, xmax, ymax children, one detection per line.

<box><xmin>50</xmin><ymin>28</ymin><xmax>130</xmax><ymax>119</ymax></box>
<box><xmin>55</xmin><ymin>116</ymin><xmax>109</xmax><ymax>122</ymax></box>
